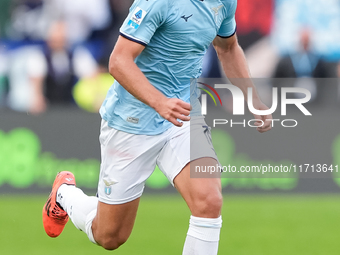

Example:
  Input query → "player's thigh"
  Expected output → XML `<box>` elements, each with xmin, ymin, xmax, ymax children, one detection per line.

<box><xmin>157</xmin><ymin>116</ymin><xmax>218</xmax><ymax>184</ymax></box>
<box><xmin>98</xmin><ymin>119</ymin><xmax>165</xmax><ymax>204</ymax></box>
<box><xmin>158</xmin><ymin>117</ymin><xmax>222</xmax><ymax>217</ymax></box>
<box><xmin>95</xmin><ymin>120</ymin><xmax>166</xmax><ymax>245</ymax></box>
<box><xmin>174</xmin><ymin>158</ymin><xmax>222</xmax><ymax>218</ymax></box>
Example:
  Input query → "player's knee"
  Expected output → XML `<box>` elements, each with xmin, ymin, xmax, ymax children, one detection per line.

<box><xmin>203</xmin><ymin>192</ymin><xmax>223</xmax><ymax>217</ymax></box>
<box><xmin>193</xmin><ymin>191</ymin><xmax>223</xmax><ymax>218</ymax></box>
<box><xmin>100</xmin><ymin>234</ymin><xmax>128</xmax><ymax>251</ymax></box>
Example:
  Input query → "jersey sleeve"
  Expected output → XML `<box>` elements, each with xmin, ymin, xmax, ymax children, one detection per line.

<box><xmin>217</xmin><ymin>0</ymin><xmax>237</xmax><ymax>38</ymax></box>
<box><xmin>119</xmin><ymin>0</ymin><xmax>168</xmax><ymax>46</ymax></box>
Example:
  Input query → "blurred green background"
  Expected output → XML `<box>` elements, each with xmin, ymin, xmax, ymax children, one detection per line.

<box><xmin>1</xmin><ymin>194</ymin><xmax>340</xmax><ymax>255</ymax></box>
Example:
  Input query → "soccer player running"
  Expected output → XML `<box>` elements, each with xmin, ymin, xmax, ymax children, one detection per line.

<box><xmin>43</xmin><ymin>0</ymin><xmax>272</xmax><ymax>254</ymax></box>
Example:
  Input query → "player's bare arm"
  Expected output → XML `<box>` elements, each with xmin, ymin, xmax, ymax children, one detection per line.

<box><xmin>109</xmin><ymin>36</ymin><xmax>191</xmax><ymax>127</ymax></box>
<box><xmin>213</xmin><ymin>34</ymin><xmax>272</xmax><ymax>133</ymax></box>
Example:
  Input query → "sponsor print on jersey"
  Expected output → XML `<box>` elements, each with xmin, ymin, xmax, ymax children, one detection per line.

<box><xmin>128</xmin><ymin>7</ymin><xmax>148</xmax><ymax>29</ymax></box>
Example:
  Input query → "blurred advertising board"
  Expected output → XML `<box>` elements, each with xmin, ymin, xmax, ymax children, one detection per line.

<box><xmin>1</xmin><ymin>78</ymin><xmax>340</xmax><ymax>193</ymax></box>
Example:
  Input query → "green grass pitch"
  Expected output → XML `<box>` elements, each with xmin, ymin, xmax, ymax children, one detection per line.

<box><xmin>1</xmin><ymin>194</ymin><xmax>340</xmax><ymax>255</ymax></box>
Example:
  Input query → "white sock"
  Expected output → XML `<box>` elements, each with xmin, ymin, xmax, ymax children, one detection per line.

<box><xmin>57</xmin><ymin>184</ymin><xmax>98</xmax><ymax>244</ymax></box>
<box><xmin>182</xmin><ymin>216</ymin><xmax>222</xmax><ymax>255</ymax></box>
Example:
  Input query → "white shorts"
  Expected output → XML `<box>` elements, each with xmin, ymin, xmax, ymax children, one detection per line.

<box><xmin>97</xmin><ymin>116</ymin><xmax>218</xmax><ymax>205</ymax></box>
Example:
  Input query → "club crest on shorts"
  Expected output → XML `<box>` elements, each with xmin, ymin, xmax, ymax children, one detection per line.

<box><xmin>103</xmin><ymin>179</ymin><xmax>118</xmax><ymax>195</ymax></box>
<box><xmin>104</xmin><ymin>186</ymin><xmax>112</xmax><ymax>195</ymax></box>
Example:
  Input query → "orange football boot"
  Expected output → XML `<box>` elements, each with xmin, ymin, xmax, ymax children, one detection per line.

<box><xmin>42</xmin><ymin>171</ymin><xmax>76</xmax><ymax>237</ymax></box>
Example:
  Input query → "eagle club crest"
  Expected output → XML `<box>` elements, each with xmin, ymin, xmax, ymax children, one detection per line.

<box><xmin>211</xmin><ymin>4</ymin><xmax>224</xmax><ymax>23</ymax></box>
<box><xmin>103</xmin><ymin>179</ymin><xmax>118</xmax><ymax>195</ymax></box>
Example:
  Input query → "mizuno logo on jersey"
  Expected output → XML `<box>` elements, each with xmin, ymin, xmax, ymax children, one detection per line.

<box><xmin>181</xmin><ymin>14</ymin><xmax>193</xmax><ymax>22</ymax></box>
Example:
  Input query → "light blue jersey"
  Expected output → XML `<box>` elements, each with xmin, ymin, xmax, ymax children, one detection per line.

<box><xmin>100</xmin><ymin>0</ymin><xmax>237</xmax><ymax>135</ymax></box>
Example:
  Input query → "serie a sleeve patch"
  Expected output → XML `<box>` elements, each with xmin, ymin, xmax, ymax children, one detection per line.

<box><xmin>128</xmin><ymin>7</ymin><xmax>148</xmax><ymax>29</ymax></box>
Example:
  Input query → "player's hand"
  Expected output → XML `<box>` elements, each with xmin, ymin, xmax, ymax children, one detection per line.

<box><xmin>251</xmin><ymin>100</ymin><xmax>272</xmax><ymax>133</ymax></box>
<box><xmin>155</xmin><ymin>98</ymin><xmax>191</xmax><ymax>127</ymax></box>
